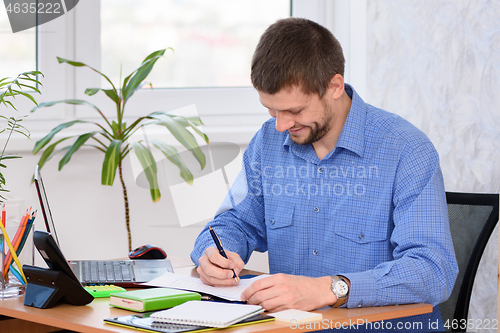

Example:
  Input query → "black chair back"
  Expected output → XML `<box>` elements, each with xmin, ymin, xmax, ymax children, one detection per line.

<box><xmin>439</xmin><ymin>192</ymin><xmax>499</xmax><ymax>331</ymax></box>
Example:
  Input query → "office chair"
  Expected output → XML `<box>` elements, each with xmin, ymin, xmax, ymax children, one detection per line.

<box><xmin>438</xmin><ymin>192</ymin><xmax>499</xmax><ymax>331</ymax></box>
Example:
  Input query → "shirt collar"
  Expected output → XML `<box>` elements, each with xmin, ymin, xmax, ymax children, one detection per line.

<box><xmin>283</xmin><ymin>83</ymin><xmax>366</xmax><ymax>158</ymax></box>
<box><xmin>334</xmin><ymin>83</ymin><xmax>366</xmax><ymax>157</ymax></box>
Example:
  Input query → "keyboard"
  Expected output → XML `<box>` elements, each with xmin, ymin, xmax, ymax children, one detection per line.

<box><xmin>82</xmin><ymin>261</ymin><xmax>133</xmax><ymax>283</ymax></box>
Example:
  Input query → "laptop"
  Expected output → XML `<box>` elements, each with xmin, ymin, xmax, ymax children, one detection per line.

<box><xmin>33</xmin><ymin>165</ymin><xmax>174</xmax><ymax>286</ymax></box>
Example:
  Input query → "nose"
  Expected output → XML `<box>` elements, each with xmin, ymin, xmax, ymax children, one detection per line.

<box><xmin>275</xmin><ymin>111</ymin><xmax>295</xmax><ymax>133</ymax></box>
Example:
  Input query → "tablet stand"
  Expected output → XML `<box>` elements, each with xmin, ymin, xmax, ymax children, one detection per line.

<box><xmin>22</xmin><ymin>265</ymin><xmax>93</xmax><ymax>309</ymax></box>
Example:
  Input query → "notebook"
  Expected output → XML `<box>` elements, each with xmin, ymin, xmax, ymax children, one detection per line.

<box><xmin>110</xmin><ymin>288</ymin><xmax>201</xmax><ymax>312</ymax></box>
<box><xmin>150</xmin><ymin>301</ymin><xmax>264</xmax><ymax>328</ymax></box>
<box><xmin>33</xmin><ymin>164</ymin><xmax>174</xmax><ymax>286</ymax></box>
<box><xmin>104</xmin><ymin>311</ymin><xmax>274</xmax><ymax>333</ymax></box>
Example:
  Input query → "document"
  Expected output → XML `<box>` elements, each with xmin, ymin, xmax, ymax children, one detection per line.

<box><xmin>143</xmin><ymin>272</ymin><xmax>268</xmax><ymax>302</ymax></box>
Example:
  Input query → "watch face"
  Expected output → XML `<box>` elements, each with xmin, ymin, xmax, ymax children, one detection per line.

<box><xmin>334</xmin><ymin>281</ymin><xmax>348</xmax><ymax>297</ymax></box>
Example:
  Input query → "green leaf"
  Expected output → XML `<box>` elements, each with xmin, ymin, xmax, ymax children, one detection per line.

<box><xmin>57</xmin><ymin>57</ymin><xmax>117</xmax><ymax>91</ymax></box>
<box><xmin>85</xmin><ymin>88</ymin><xmax>100</xmax><ymax>96</ymax></box>
<box><xmin>0</xmin><ymin>155</ymin><xmax>21</xmax><ymax>161</ymax></box>
<box><xmin>31</xmin><ymin>99</ymin><xmax>113</xmax><ymax>135</ymax></box>
<box><xmin>83</xmin><ymin>88</ymin><xmax>120</xmax><ymax>105</ymax></box>
<box><xmin>131</xmin><ymin>142</ymin><xmax>161</xmax><ymax>202</ymax></box>
<box><xmin>103</xmin><ymin>89</ymin><xmax>120</xmax><ymax>104</ymax></box>
<box><xmin>32</xmin><ymin>99</ymin><xmax>101</xmax><ymax>114</ymax></box>
<box><xmin>148</xmin><ymin>114</ymin><xmax>206</xmax><ymax>169</ymax></box>
<box><xmin>58</xmin><ymin>132</ymin><xmax>97</xmax><ymax>170</ymax></box>
<box><xmin>122</xmin><ymin>71</ymin><xmax>134</xmax><ymax>93</ymax></box>
<box><xmin>187</xmin><ymin>116</ymin><xmax>203</xmax><ymax>126</ymax></box>
<box><xmin>32</xmin><ymin>120</ymin><xmax>88</xmax><ymax>154</ymax></box>
<box><xmin>1</xmin><ymin>100</ymin><xmax>15</xmax><ymax>110</ymax></box>
<box><xmin>168</xmin><ymin>115</ymin><xmax>208</xmax><ymax>144</ymax></box>
<box><xmin>19</xmin><ymin>70</ymin><xmax>43</xmax><ymax>76</ymax></box>
<box><xmin>12</xmin><ymin>90</ymin><xmax>37</xmax><ymax>105</ymax></box>
<box><xmin>57</xmin><ymin>58</ymin><xmax>87</xmax><ymax>67</ymax></box>
<box><xmin>123</xmin><ymin>49</ymin><xmax>169</xmax><ymax>102</ymax></box>
<box><xmin>101</xmin><ymin>140</ymin><xmax>122</xmax><ymax>186</ymax></box>
<box><xmin>148</xmin><ymin>112</ymin><xmax>208</xmax><ymax>144</ymax></box>
<box><xmin>149</xmin><ymin>139</ymin><xmax>193</xmax><ymax>185</ymax></box>
<box><xmin>17</xmin><ymin>83</ymin><xmax>41</xmax><ymax>94</ymax></box>
<box><xmin>111</xmin><ymin>120</ymin><xmax>120</xmax><ymax>136</ymax></box>
<box><xmin>36</xmin><ymin>137</ymin><xmax>72</xmax><ymax>169</ymax></box>
<box><xmin>185</xmin><ymin>119</ymin><xmax>209</xmax><ymax>145</ymax></box>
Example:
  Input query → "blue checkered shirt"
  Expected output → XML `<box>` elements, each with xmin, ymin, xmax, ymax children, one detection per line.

<box><xmin>191</xmin><ymin>84</ymin><xmax>458</xmax><ymax>312</ymax></box>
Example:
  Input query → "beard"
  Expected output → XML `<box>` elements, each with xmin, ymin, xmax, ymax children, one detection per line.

<box><xmin>288</xmin><ymin>99</ymin><xmax>333</xmax><ymax>145</ymax></box>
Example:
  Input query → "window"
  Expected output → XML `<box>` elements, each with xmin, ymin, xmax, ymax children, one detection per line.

<box><xmin>6</xmin><ymin>0</ymin><xmax>361</xmax><ymax>148</ymax></box>
<box><xmin>100</xmin><ymin>0</ymin><xmax>291</xmax><ymax>88</ymax></box>
<box><xmin>0</xmin><ymin>9</ymin><xmax>37</xmax><ymax>79</ymax></box>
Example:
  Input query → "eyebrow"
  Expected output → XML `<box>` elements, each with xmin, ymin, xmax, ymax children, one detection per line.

<box><xmin>260</xmin><ymin>102</ymin><xmax>305</xmax><ymax>113</ymax></box>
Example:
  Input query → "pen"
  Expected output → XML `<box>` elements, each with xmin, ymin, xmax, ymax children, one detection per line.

<box><xmin>208</xmin><ymin>226</ymin><xmax>239</xmax><ymax>283</ymax></box>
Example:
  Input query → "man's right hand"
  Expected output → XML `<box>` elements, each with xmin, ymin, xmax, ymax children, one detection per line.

<box><xmin>197</xmin><ymin>247</ymin><xmax>245</xmax><ymax>287</ymax></box>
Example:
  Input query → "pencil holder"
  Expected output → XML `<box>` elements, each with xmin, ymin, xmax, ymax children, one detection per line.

<box><xmin>0</xmin><ymin>219</ymin><xmax>34</xmax><ymax>298</ymax></box>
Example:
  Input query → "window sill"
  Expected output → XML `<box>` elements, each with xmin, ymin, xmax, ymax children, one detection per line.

<box><xmin>3</xmin><ymin>125</ymin><xmax>260</xmax><ymax>154</ymax></box>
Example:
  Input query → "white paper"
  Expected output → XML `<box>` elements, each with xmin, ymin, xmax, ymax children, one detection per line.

<box><xmin>143</xmin><ymin>272</ymin><xmax>269</xmax><ymax>302</ymax></box>
<box><xmin>269</xmin><ymin>309</ymin><xmax>323</xmax><ymax>323</ymax></box>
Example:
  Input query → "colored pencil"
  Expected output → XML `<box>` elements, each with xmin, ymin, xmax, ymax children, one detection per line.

<box><xmin>0</xmin><ymin>222</ymin><xmax>26</xmax><ymax>284</ymax></box>
<box><xmin>0</xmin><ymin>204</ymin><xmax>3</xmax><ymax>253</ymax></box>
<box><xmin>3</xmin><ymin>210</ymin><xmax>29</xmax><ymax>274</ymax></box>
<box><xmin>8</xmin><ymin>265</ymin><xmax>25</xmax><ymax>285</ymax></box>
<box><xmin>3</xmin><ymin>208</ymin><xmax>31</xmax><ymax>279</ymax></box>
<box><xmin>6</xmin><ymin>211</ymin><xmax>36</xmax><ymax>285</ymax></box>
<box><xmin>16</xmin><ymin>211</ymin><xmax>36</xmax><ymax>257</ymax></box>
<box><xmin>1</xmin><ymin>204</ymin><xmax>5</xmax><ymax>228</ymax></box>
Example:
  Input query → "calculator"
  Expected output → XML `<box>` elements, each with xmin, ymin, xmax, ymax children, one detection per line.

<box><xmin>84</xmin><ymin>285</ymin><xmax>126</xmax><ymax>298</ymax></box>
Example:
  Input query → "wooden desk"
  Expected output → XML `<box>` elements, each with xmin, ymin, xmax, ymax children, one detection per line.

<box><xmin>0</xmin><ymin>258</ymin><xmax>432</xmax><ymax>333</ymax></box>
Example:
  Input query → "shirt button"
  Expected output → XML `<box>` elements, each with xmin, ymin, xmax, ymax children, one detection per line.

<box><xmin>313</xmin><ymin>250</ymin><xmax>318</xmax><ymax>255</ymax></box>
<box><xmin>358</xmin><ymin>233</ymin><xmax>364</xmax><ymax>240</ymax></box>
<box><xmin>270</xmin><ymin>219</ymin><xmax>275</xmax><ymax>225</ymax></box>
<box><xmin>318</xmin><ymin>167</ymin><xmax>324</xmax><ymax>173</ymax></box>
<box><xmin>314</xmin><ymin>207</ymin><xmax>320</xmax><ymax>213</ymax></box>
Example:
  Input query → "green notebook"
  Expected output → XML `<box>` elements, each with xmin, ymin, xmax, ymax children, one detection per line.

<box><xmin>109</xmin><ymin>288</ymin><xmax>201</xmax><ymax>312</ymax></box>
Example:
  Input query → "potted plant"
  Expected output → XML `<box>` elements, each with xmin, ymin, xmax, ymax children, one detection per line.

<box><xmin>0</xmin><ymin>71</ymin><xmax>43</xmax><ymax>202</ymax></box>
<box><xmin>31</xmin><ymin>49</ymin><xmax>208</xmax><ymax>251</ymax></box>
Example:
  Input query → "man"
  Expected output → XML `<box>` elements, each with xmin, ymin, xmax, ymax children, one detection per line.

<box><xmin>191</xmin><ymin>18</ymin><xmax>458</xmax><ymax>331</ymax></box>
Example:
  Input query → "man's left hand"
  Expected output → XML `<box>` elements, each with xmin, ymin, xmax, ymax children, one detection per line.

<box><xmin>240</xmin><ymin>273</ymin><xmax>336</xmax><ymax>312</ymax></box>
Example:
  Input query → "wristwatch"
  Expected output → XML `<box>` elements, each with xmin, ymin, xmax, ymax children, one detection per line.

<box><xmin>330</xmin><ymin>275</ymin><xmax>349</xmax><ymax>307</ymax></box>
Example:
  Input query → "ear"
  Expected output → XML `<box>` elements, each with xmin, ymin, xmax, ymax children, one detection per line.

<box><xmin>328</xmin><ymin>74</ymin><xmax>345</xmax><ymax>100</ymax></box>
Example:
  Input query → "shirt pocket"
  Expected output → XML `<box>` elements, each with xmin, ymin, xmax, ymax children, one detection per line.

<box><xmin>265</xmin><ymin>204</ymin><xmax>294</xmax><ymax>230</ymax></box>
<box><xmin>334</xmin><ymin>219</ymin><xmax>389</xmax><ymax>244</ymax></box>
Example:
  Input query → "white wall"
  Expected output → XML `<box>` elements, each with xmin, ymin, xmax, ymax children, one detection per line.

<box><xmin>366</xmin><ymin>0</ymin><xmax>500</xmax><ymax>330</ymax></box>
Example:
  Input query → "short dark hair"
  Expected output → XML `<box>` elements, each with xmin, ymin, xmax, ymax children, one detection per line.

<box><xmin>251</xmin><ymin>18</ymin><xmax>345</xmax><ymax>97</ymax></box>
